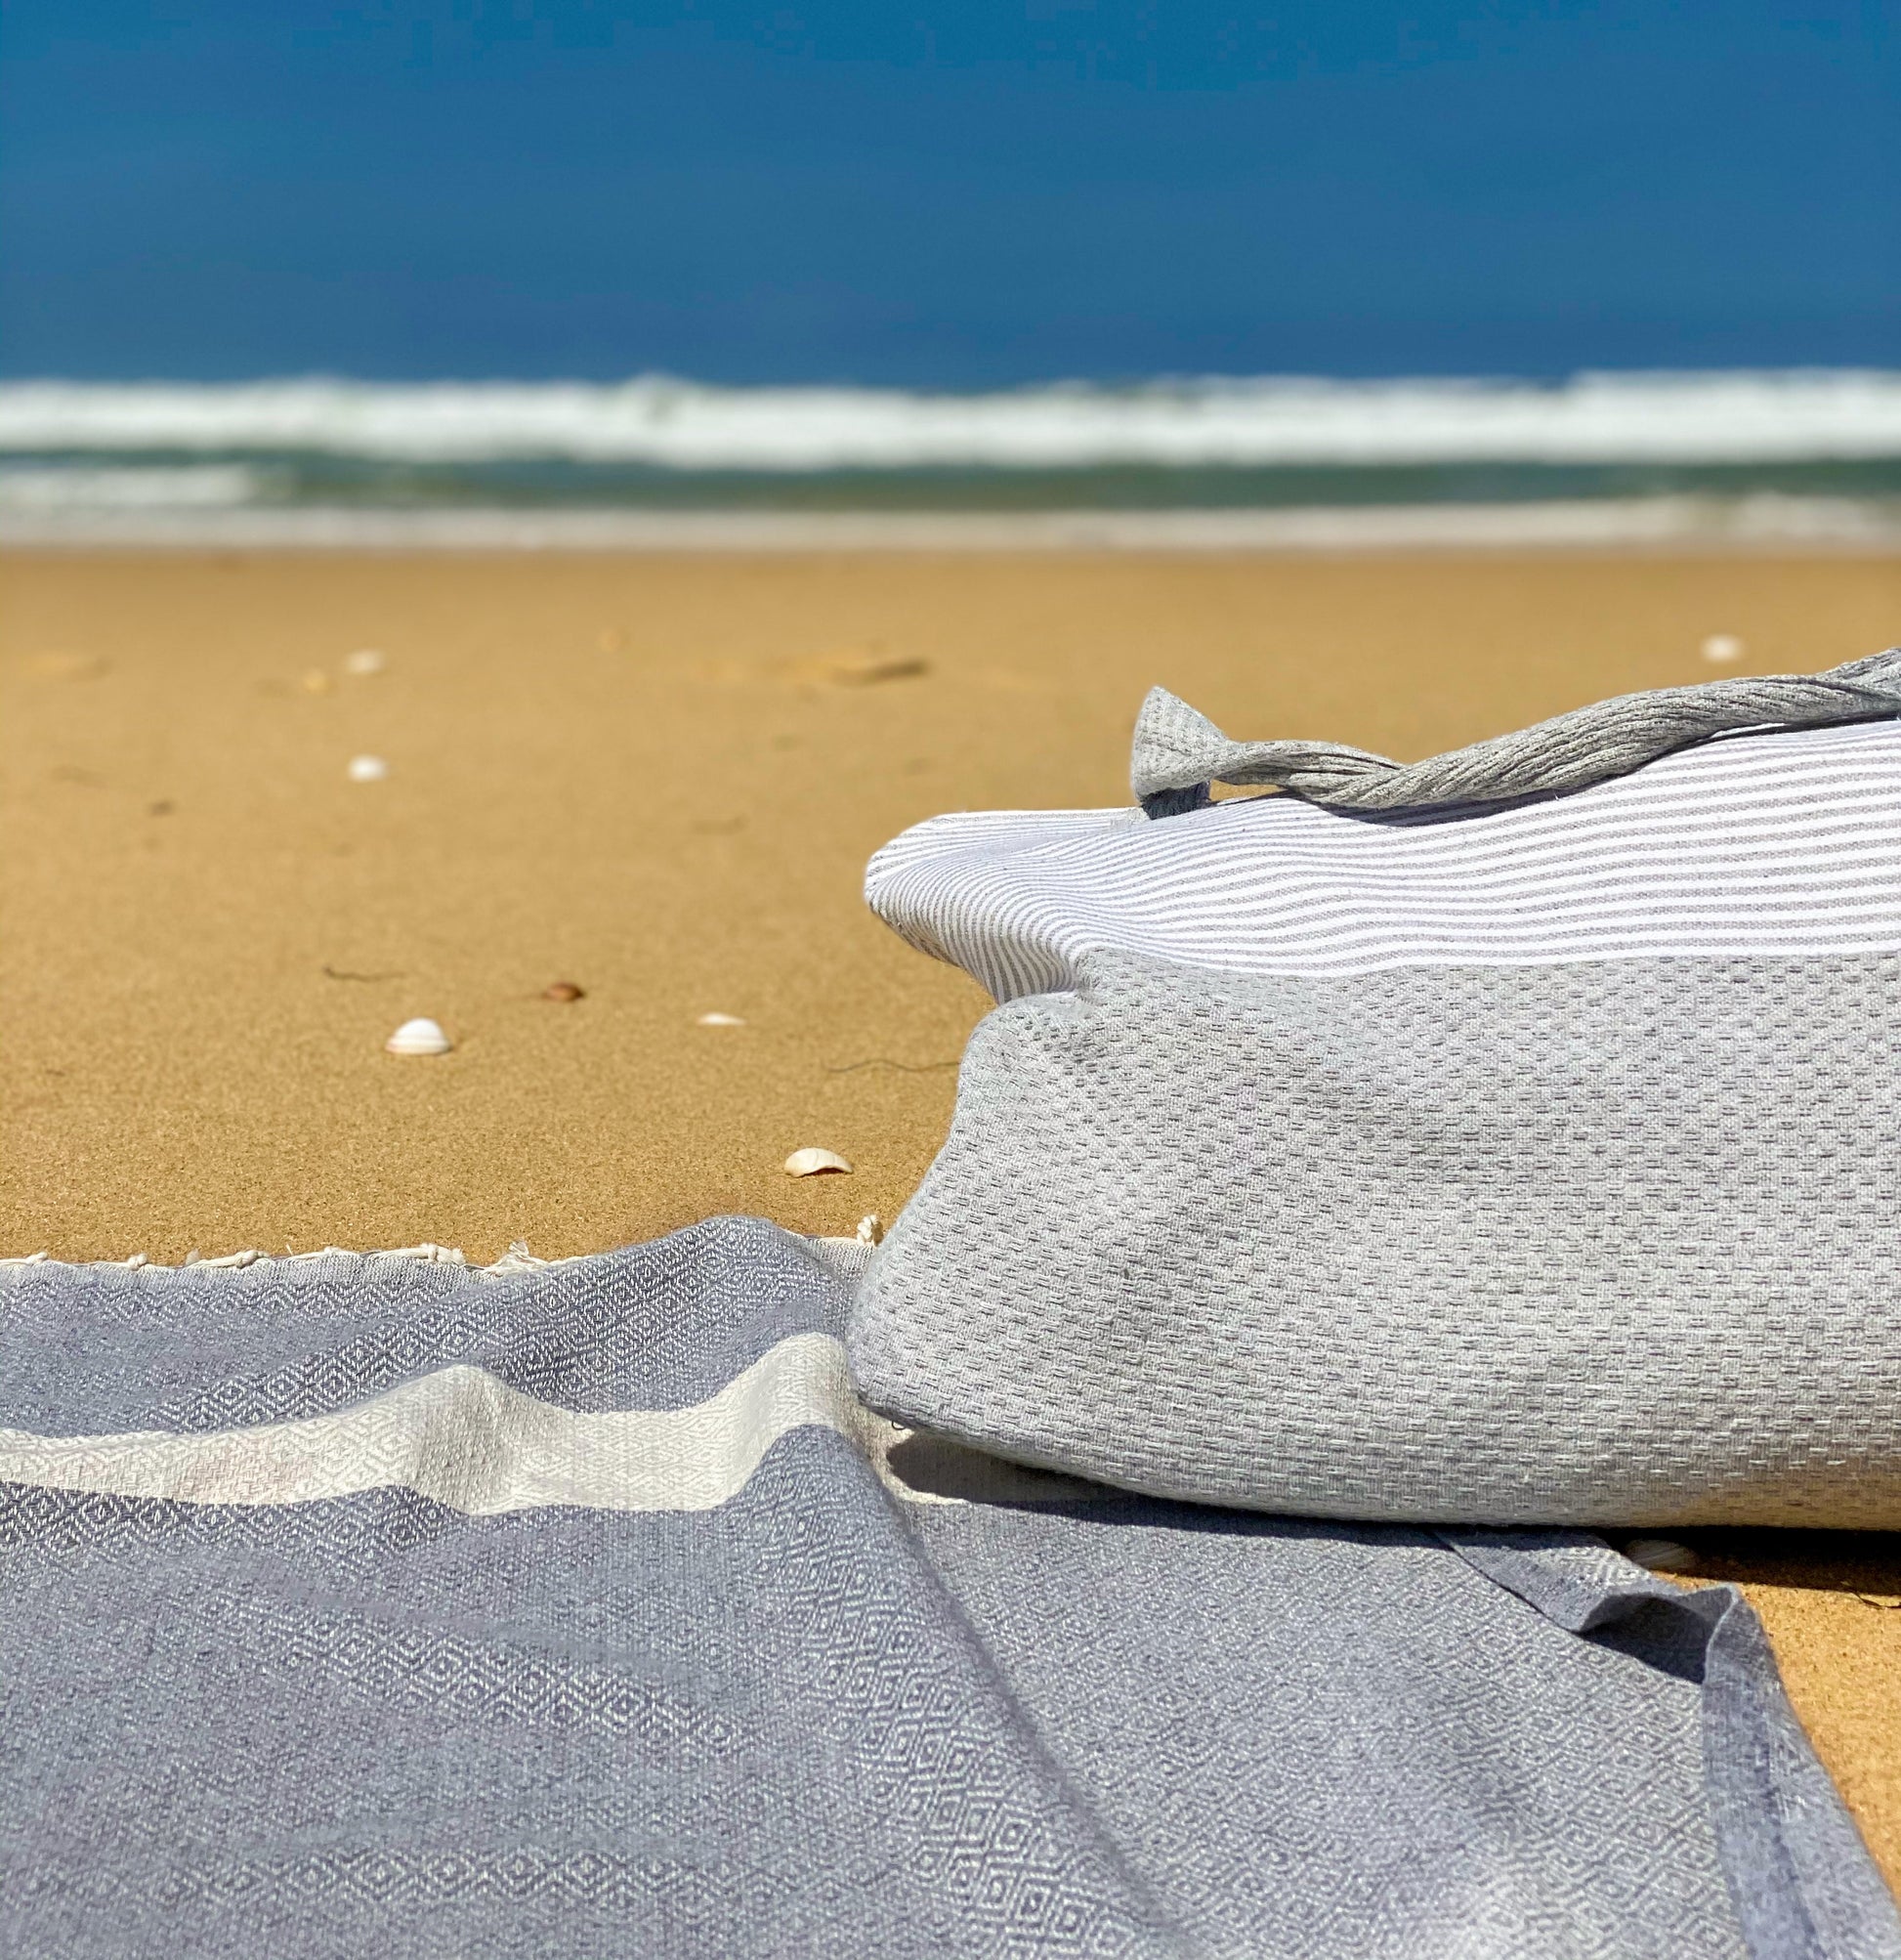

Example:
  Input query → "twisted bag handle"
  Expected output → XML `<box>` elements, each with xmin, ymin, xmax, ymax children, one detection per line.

<box><xmin>1131</xmin><ymin>646</ymin><xmax>1901</xmax><ymax>818</ymax></box>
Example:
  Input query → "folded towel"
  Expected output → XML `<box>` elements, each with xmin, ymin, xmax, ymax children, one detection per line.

<box><xmin>4</xmin><ymin>1224</ymin><xmax>1893</xmax><ymax>1958</ymax></box>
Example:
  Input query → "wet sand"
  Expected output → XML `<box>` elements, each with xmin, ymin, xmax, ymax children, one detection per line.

<box><xmin>5</xmin><ymin>545</ymin><xmax>1900</xmax><ymax>1876</ymax></box>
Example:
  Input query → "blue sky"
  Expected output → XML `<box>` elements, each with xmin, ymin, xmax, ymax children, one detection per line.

<box><xmin>1</xmin><ymin>2</ymin><xmax>1894</xmax><ymax>384</ymax></box>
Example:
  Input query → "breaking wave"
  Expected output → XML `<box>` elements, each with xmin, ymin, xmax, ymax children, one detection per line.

<box><xmin>4</xmin><ymin>369</ymin><xmax>1901</xmax><ymax>469</ymax></box>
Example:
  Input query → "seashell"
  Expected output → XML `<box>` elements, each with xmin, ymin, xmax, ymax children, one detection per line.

<box><xmin>386</xmin><ymin>1016</ymin><xmax>452</xmax><ymax>1056</ymax></box>
<box><xmin>784</xmin><ymin>1147</ymin><xmax>852</xmax><ymax>1177</ymax></box>
<box><xmin>1625</xmin><ymin>1536</ymin><xmax>1698</xmax><ymax>1574</ymax></box>
<box><xmin>344</xmin><ymin>648</ymin><xmax>387</xmax><ymax>676</ymax></box>
<box><xmin>347</xmin><ymin>754</ymin><xmax>389</xmax><ymax>783</ymax></box>
<box><xmin>697</xmin><ymin>1011</ymin><xmax>745</xmax><ymax>1027</ymax></box>
<box><xmin>541</xmin><ymin>980</ymin><xmax>585</xmax><ymax>1002</ymax></box>
<box><xmin>1700</xmin><ymin>634</ymin><xmax>1745</xmax><ymax>664</ymax></box>
<box><xmin>301</xmin><ymin>668</ymin><xmax>334</xmax><ymax>694</ymax></box>
<box><xmin>855</xmin><ymin>1214</ymin><xmax>884</xmax><ymax>1245</ymax></box>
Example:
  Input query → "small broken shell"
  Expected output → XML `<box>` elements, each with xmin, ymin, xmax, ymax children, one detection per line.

<box><xmin>541</xmin><ymin>980</ymin><xmax>585</xmax><ymax>1002</ymax></box>
<box><xmin>386</xmin><ymin>1016</ymin><xmax>452</xmax><ymax>1057</ymax></box>
<box><xmin>344</xmin><ymin>648</ymin><xmax>387</xmax><ymax>676</ymax></box>
<box><xmin>1700</xmin><ymin>634</ymin><xmax>1745</xmax><ymax>664</ymax></box>
<box><xmin>855</xmin><ymin>1214</ymin><xmax>884</xmax><ymax>1245</ymax></box>
<box><xmin>784</xmin><ymin>1147</ymin><xmax>852</xmax><ymax>1177</ymax></box>
<box><xmin>301</xmin><ymin>668</ymin><xmax>334</xmax><ymax>695</ymax></box>
<box><xmin>347</xmin><ymin>754</ymin><xmax>389</xmax><ymax>783</ymax></box>
<box><xmin>1625</xmin><ymin>1537</ymin><xmax>1698</xmax><ymax>1574</ymax></box>
<box><xmin>697</xmin><ymin>1011</ymin><xmax>745</xmax><ymax>1027</ymax></box>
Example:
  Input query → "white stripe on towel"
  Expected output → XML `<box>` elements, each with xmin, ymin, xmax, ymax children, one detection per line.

<box><xmin>866</xmin><ymin>719</ymin><xmax>1901</xmax><ymax>994</ymax></box>
<box><xmin>0</xmin><ymin>1336</ymin><xmax>908</xmax><ymax>1516</ymax></box>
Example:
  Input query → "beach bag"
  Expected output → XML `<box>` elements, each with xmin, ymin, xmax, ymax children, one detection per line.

<box><xmin>849</xmin><ymin>650</ymin><xmax>1901</xmax><ymax>1528</ymax></box>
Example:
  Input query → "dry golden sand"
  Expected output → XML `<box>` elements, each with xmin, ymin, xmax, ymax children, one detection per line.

<box><xmin>5</xmin><ymin>546</ymin><xmax>1901</xmax><ymax>1879</ymax></box>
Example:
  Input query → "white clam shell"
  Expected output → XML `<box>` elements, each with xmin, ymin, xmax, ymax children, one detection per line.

<box><xmin>784</xmin><ymin>1147</ymin><xmax>852</xmax><ymax>1177</ymax></box>
<box><xmin>344</xmin><ymin>649</ymin><xmax>387</xmax><ymax>676</ymax></box>
<box><xmin>386</xmin><ymin>1017</ymin><xmax>452</xmax><ymax>1057</ymax></box>
<box><xmin>697</xmin><ymin>1011</ymin><xmax>746</xmax><ymax>1027</ymax></box>
<box><xmin>347</xmin><ymin>754</ymin><xmax>389</xmax><ymax>783</ymax></box>
<box><xmin>1625</xmin><ymin>1537</ymin><xmax>1698</xmax><ymax>1574</ymax></box>
<box><xmin>1700</xmin><ymin>633</ymin><xmax>1745</xmax><ymax>664</ymax></box>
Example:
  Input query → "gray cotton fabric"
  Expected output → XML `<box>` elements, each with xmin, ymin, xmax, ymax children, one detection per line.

<box><xmin>1127</xmin><ymin>647</ymin><xmax>1901</xmax><ymax>811</ymax></box>
<box><xmin>2</xmin><ymin>1218</ymin><xmax>1895</xmax><ymax>1959</ymax></box>
<box><xmin>849</xmin><ymin>948</ymin><xmax>1901</xmax><ymax>1528</ymax></box>
<box><xmin>852</xmin><ymin>660</ymin><xmax>1901</xmax><ymax>1530</ymax></box>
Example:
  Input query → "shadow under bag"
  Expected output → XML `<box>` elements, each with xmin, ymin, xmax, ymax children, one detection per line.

<box><xmin>852</xmin><ymin>650</ymin><xmax>1901</xmax><ymax>1527</ymax></box>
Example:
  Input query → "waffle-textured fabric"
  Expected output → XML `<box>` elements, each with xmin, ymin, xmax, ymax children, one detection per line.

<box><xmin>2</xmin><ymin>1220</ymin><xmax>1895</xmax><ymax>1960</ymax></box>
<box><xmin>852</xmin><ymin>656</ymin><xmax>1901</xmax><ymax>1527</ymax></box>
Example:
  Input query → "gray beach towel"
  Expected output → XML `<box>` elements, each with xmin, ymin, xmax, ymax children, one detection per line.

<box><xmin>1</xmin><ymin>1221</ymin><xmax>1894</xmax><ymax>1958</ymax></box>
<box><xmin>853</xmin><ymin>655</ymin><xmax>1901</xmax><ymax>1526</ymax></box>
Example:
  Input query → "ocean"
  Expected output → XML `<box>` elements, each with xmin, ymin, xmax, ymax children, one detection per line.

<box><xmin>4</xmin><ymin>369</ymin><xmax>1900</xmax><ymax>548</ymax></box>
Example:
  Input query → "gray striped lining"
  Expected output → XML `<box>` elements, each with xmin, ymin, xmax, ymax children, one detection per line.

<box><xmin>867</xmin><ymin>716</ymin><xmax>1901</xmax><ymax>994</ymax></box>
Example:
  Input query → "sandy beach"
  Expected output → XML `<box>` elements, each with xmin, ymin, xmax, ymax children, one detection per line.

<box><xmin>5</xmin><ymin>544</ymin><xmax>1901</xmax><ymax>1874</ymax></box>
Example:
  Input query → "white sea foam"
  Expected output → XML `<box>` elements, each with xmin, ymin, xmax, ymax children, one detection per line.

<box><xmin>0</xmin><ymin>463</ymin><xmax>267</xmax><ymax>508</ymax></box>
<box><xmin>3</xmin><ymin>370</ymin><xmax>1900</xmax><ymax>468</ymax></box>
<box><xmin>5</xmin><ymin>496</ymin><xmax>1897</xmax><ymax>552</ymax></box>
